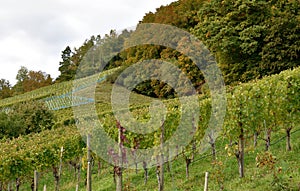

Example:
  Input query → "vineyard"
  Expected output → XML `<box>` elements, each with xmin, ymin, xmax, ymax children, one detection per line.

<box><xmin>0</xmin><ymin>66</ymin><xmax>299</xmax><ymax>190</ymax></box>
<box><xmin>0</xmin><ymin>67</ymin><xmax>119</xmax><ymax>110</ymax></box>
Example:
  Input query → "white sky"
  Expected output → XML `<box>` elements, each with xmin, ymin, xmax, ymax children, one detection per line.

<box><xmin>0</xmin><ymin>0</ymin><xmax>176</xmax><ymax>85</ymax></box>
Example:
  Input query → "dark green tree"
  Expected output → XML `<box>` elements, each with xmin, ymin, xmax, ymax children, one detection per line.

<box><xmin>260</xmin><ymin>0</ymin><xmax>300</xmax><ymax>75</ymax></box>
<box><xmin>193</xmin><ymin>0</ymin><xmax>300</xmax><ymax>85</ymax></box>
<box><xmin>56</xmin><ymin>46</ymin><xmax>73</xmax><ymax>82</ymax></box>
<box><xmin>0</xmin><ymin>79</ymin><xmax>12</xmax><ymax>99</ymax></box>
<box><xmin>0</xmin><ymin>111</ymin><xmax>23</xmax><ymax>139</ymax></box>
<box><xmin>56</xmin><ymin>36</ymin><xmax>100</xmax><ymax>81</ymax></box>
<box><xmin>71</xmin><ymin>36</ymin><xmax>97</xmax><ymax>78</ymax></box>
<box><xmin>13</xmin><ymin>101</ymin><xmax>55</xmax><ymax>135</ymax></box>
<box><xmin>0</xmin><ymin>101</ymin><xmax>56</xmax><ymax>139</ymax></box>
<box><xmin>13</xmin><ymin>66</ymin><xmax>29</xmax><ymax>94</ymax></box>
<box><xmin>193</xmin><ymin>0</ymin><xmax>272</xmax><ymax>84</ymax></box>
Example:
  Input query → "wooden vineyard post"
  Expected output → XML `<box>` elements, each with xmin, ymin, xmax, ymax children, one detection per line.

<box><xmin>204</xmin><ymin>172</ymin><xmax>209</xmax><ymax>191</ymax></box>
<box><xmin>57</xmin><ymin>146</ymin><xmax>64</xmax><ymax>191</ymax></box>
<box><xmin>159</xmin><ymin>121</ymin><xmax>165</xmax><ymax>191</ymax></box>
<box><xmin>34</xmin><ymin>170</ymin><xmax>39</xmax><ymax>191</ymax></box>
<box><xmin>59</xmin><ymin>147</ymin><xmax>64</xmax><ymax>178</ymax></box>
<box><xmin>43</xmin><ymin>185</ymin><xmax>47</xmax><ymax>191</ymax></box>
<box><xmin>156</xmin><ymin>120</ymin><xmax>165</xmax><ymax>191</ymax></box>
<box><xmin>76</xmin><ymin>162</ymin><xmax>81</xmax><ymax>191</ymax></box>
<box><xmin>116</xmin><ymin>124</ymin><xmax>123</xmax><ymax>191</ymax></box>
<box><xmin>87</xmin><ymin>134</ymin><xmax>92</xmax><ymax>191</ymax></box>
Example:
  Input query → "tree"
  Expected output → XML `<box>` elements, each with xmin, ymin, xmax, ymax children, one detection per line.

<box><xmin>56</xmin><ymin>36</ymin><xmax>100</xmax><ymax>82</ymax></box>
<box><xmin>14</xmin><ymin>66</ymin><xmax>29</xmax><ymax>94</ymax></box>
<box><xmin>7</xmin><ymin>101</ymin><xmax>55</xmax><ymax>137</ymax></box>
<box><xmin>142</xmin><ymin>0</ymin><xmax>207</xmax><ymax>30</ymax></box>
<box><xmin>260</xmin><ymin>0</ymin><xmax>300</xmax><ymax>75</ymax></box>
<box><xmin>0</xmin><ymin>101</ymin><xmax>56</xmax><ymax>139</ymax></box>
<box><xmin>22</xmin><ymin>71</ymin><xmax>52</xmax><ymax>92</ymax></box>
<box><xmin>0</xmin><ymin>111</ymin><xmax>23</xmax><ymax>139</ymax></box>
<box><xmin>16</xmin><ymin>66</ymin><xmax>29</xmax><ymax>83</ymax></box>
<box><xmin>12</xmin><ymin>67</ymin><xmax>53</xmax><ymax>95</ymax></box>
<box><xmin>0</xmin><ymin>79</ymin><xmax>12</xmax><ymax>99</ymax></box>
<box><xmin>193</xmin><ymin>0</ymin><xmax>300</xmax><ymax>85</ymax></box>
<box><xmin>194</xmin><ymin>0</ymin><xmax>271</xmax><ymax>83</ymax></box>
<box><xmin>56</xmin><ymin>46</ymin><xmax>73</xmax><ymax>82</ymax></box>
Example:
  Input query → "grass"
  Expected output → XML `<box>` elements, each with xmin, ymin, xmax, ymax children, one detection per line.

<box><xmin>14</xmin><ymin>125</ymin><xmax>300</xmax><ymax>191</ymax></box>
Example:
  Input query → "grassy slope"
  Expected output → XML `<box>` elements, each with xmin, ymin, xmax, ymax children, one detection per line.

<box><xmin>2</xmin><ymin>67</ymin><xmax>299</xmax><ymax>190</ymax></box>
<box><xmin>0</xmin><ymin>67</ymin><xmax>155</xmax><ymax>125</ymax></box>
<box><xmin>18</xmin><ymin>125</ymin><xmax>300</xmax><ymax>191</ymax></box>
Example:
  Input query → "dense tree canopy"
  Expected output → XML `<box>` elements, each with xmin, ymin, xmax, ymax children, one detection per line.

<box><xmin>0</xmin><ymin>79</ymin><xmax>12</xmax><ymax>99</ymax></box>
<box><xmin>0</xmin><ymin>101</ymin><xmax>55</xmax><ymax>139</ymax></box>
<box><xmin>0</xmin><ymin>67</ymin><xmax>53</xmax><ymax>99</ymax></box>
<box><xmin>53</xmin><ymin>0</ymin><xmax>300</xmax><ymax>98</ymax></box>
<box><xmin>260</xmin><ymin>0</ymin><xmax>300</xmax><ymax>75</ymax></box>
<box><xmin>142</xmin><ymin>0</ymin><xmax>208</xmax><ymax>30</ymax></box>
<box><xmin>13</xmin><ymin>66</ymin><xmax>53</xmax><ymax>95</ymax></box>
<box><xmin>193</xmin><ymin>0</ymin><xmax>300</xmax><ymax>84</ymax></box>
<box><xmin>56</xmin><ymin>36</ymin><xmax>100</xmax><ymax>82</ymax></box>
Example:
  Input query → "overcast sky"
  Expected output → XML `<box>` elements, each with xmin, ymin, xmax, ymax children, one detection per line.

<box><xmin>0</xmin><ymin>0</ymin><xmax>176</xmax><ymax>85</ymax></box>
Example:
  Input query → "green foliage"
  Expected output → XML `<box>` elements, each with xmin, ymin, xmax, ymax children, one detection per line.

<box><xmin>0</xmin><ymin>79</ymin><xmax>12</xmax><ymax>99</ymax></box>
<box><xmin>18</xmin><ymin>101</ymin><xmax>55</xmax><ymax>133</ymax></box>
<box><xmin>0</xmin><ymin>126</ymin><xmax>84</xmax><ymax>182</ymax></box>
<box><xmin>193</xmin><ymin>0</ymin><xmax>300</xmax><ymax>84</ymax></box>
<box><xmin>13</xmin><ymin>66</ymin><xmax>29</xmax><ymax>94</ymax></box>
<box><xmin>261</xmin><ymin>0</ymin><xmax>300</xmax><ymax>75</ymax></box>
<box><xmin>223</xmin><ymin>67</ymin><xmax>300</xmax><ymax>176</ymax></box>
<box><xmin>57</xmin><ymin>46</ymin><xmax>73</xmax><ymax>82</ymax></box>
<box><xmin>0</xmin><ymin>101</ymin><xmax>55</xmax><ymax>139</ymax></box>
<box><xmin>0</xmin><ymin>66</ymin><xmax>299</xmax><ymax>189</ymax></box>
<box><xmin>56</xmin><ymin>36</ymin><xmax>99</xmax><ymax>82</ymax></box>
<box><xmin>142</xmin><ymin>0</ymin><xmax>207</xmax><ymax>30</ymax></box>
<box><xmin>193</xmin><ymin>0</ymin><xmax>270</xmax><ymax>83</ymax></box>
<box><xmin>0</xmin><ymin>111</ymin><xmax>23</xmax><ymax>139</ymax></box>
